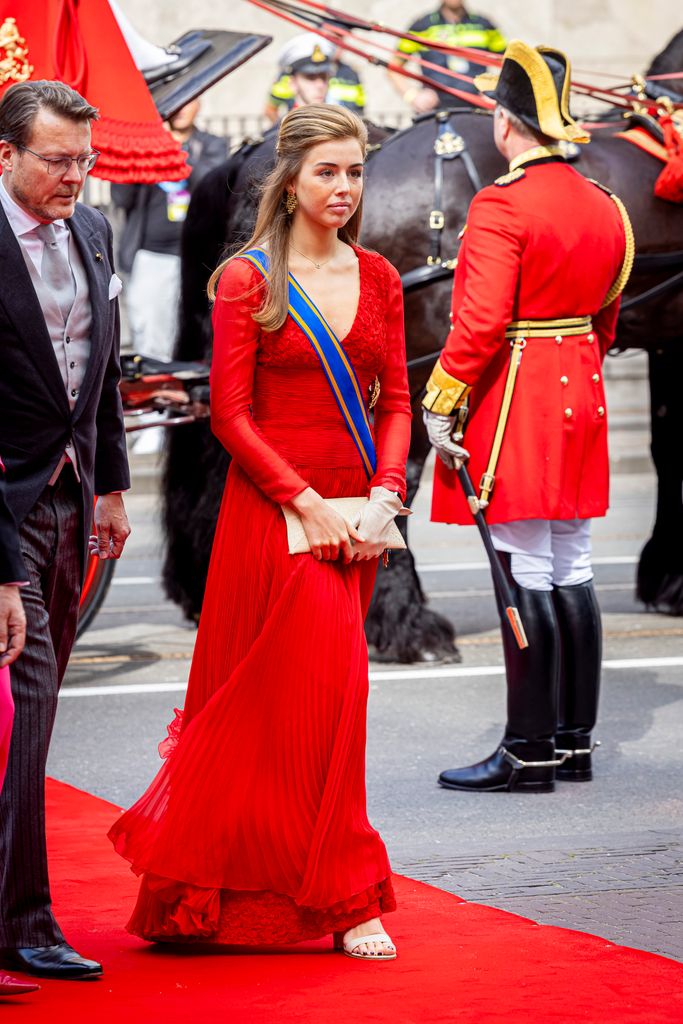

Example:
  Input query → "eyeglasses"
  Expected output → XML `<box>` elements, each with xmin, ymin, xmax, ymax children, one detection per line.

<box><xmin>16</xmin><ymin>145</ymin><xmax>100</xmax><ymax>176</ymax></box>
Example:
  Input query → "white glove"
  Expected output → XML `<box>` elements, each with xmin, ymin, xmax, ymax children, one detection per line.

<box><xmin>422</xmin><ymin>409</ymin><xmax>470</xmax><ymax>470</ymax></box>
<box><xmin>353</xmin><ymin>486</ymin><xmax>406</xmax><ymax>561</ymax></box>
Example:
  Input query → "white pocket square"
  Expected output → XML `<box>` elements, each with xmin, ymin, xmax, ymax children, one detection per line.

<box><xmin>108</xmin><ymin>273</ymin><xmax>123</xmax><ymax>300</ymax></box>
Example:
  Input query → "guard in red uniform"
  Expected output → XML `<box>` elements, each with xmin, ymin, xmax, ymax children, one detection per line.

<box><xmin>422</xmin><ymin>41</ymin><xmax>633</xmax><ymax>792</ymax></box>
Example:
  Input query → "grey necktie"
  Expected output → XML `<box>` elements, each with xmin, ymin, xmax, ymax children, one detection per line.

<box><xmin>34</xmin><ymin>222</ymin><xmax>76</xmax><ymax>324</ymax></box>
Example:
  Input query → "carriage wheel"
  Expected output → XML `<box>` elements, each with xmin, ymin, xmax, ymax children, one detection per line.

<box><xmin>77</xmin><ymin>551</ymin><xmax>116</xmax><ymax>639</ymax></box>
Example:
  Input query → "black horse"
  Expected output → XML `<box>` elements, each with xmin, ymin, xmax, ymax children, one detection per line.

<box><xmin>163</xmin><ymin>32</ymin><xmax>683</xmax><ymax>662</ymax></box>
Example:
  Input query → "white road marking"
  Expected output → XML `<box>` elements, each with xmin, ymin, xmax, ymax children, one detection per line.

<box><xmin>417</xmin><ymin>555</ymin><xmax>638</xmax><ymax>572</ymax></box>
<box><xmin>58</xmin><ymin>656</ymin><xmax>683</xmax><ymax>699</ymax></box>
<box><xmin>111</xmin><ymin>576</ymin><xmax>158</xmax><ymax>585</ymax></box>
<box><xmin>431</xmin><ymin>582</ymin><xmax>632</xmax><ymax>599</ymax></box>
<box><xmin>109</xmin><ymin>557</ymin><xmax>638</xmax><ymax>587</ymax></box>
<box><xmin>60</xmin><ymin>682</ymin><xmax>187</xmax><ymax>697</ymax></box>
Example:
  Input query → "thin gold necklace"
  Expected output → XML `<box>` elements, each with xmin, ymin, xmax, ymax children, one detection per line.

<box><xmin>289</xmin><ymin>241</ymin><xmax>337</xmax><ymax>270</ymax></box>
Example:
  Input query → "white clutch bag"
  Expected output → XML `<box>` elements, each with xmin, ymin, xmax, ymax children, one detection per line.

<box><xmin>281</xmin><ymin>496</ymin><xmax>408</xmax><ymax>556</ymax></box>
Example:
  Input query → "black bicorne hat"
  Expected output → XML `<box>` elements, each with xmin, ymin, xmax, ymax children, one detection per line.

<box><xmin>475</xmin><ymin>40</ymin><xmax>589</xmax><ymax>144</ymax></box>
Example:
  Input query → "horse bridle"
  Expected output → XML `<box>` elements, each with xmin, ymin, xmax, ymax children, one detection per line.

<box><xmin>402</xmin><ymin>111</ymin><xmax>683</xmax><ymax>369</ymax></box>
<box><xmin>401</xmin><ymin>109</ymin><xmax>483</xmax><ymax>303</ymax></box>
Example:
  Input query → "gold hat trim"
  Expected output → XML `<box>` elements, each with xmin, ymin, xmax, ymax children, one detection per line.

<box><xmin>311</xmin><ymin>44</ymin><xmax>326</xmax><ymax>63</ymax></box>
<box><xmin>538</xmin><ymin>46</ymin><xmax>573</xmax><ymax>124</ymax></box>
<box><xmin>475</xmin><ymin>40</ymin><xmax>589</xmax><ymax>145</ymax></box>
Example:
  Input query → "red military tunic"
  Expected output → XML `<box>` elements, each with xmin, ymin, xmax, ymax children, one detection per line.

<box><xmin>431</xmin><ymin>153</ymin><xmax>627</xmax><ymax>526</ymax></box>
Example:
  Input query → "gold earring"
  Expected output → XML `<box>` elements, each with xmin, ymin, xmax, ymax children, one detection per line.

<box><xmin>286</xmin><ymin>190</ymin><xmax>297</xmax><ymax>215</ymax></box>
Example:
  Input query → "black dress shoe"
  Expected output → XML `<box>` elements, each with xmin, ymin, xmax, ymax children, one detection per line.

<box><xmin>0</xmin><ymin>943</ymin><xmax>102</xmax><ymax>980</ymax></box>
<box><xmin>438</xmin><ymin>744</ymin><xmax>556</xmax><ymax>793</ymax></box>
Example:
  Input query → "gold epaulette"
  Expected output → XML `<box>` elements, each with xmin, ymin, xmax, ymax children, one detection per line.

<box><xmin>422</xmin><ymin>359</ymin><xmax>471</xmax><ymax>416</ymax></box>
<box><xmin>494</xmin><ymin>168</ymin><xmax>526</xmax><ymax>187</ymax></box>
<box><xmin>587</xmin><ymin>177</ymin><xmax>612</xmax><ymax>196</ymax></box>
<box><xmin>587</xmin><ymin>179</ymin><xmax>636</xmax><ymax>307</ymax></box>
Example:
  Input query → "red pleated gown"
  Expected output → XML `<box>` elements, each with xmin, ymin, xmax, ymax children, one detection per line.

<box><xmin>108</xmin><ymin>245</ymin><xmax>412</xmax><ymax>944</ymax></box>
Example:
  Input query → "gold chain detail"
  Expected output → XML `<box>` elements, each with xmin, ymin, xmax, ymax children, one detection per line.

<box><xmin>601</xmin><ymin>194</ymin><xmax>635</xmax><ymax>308</ymax></box>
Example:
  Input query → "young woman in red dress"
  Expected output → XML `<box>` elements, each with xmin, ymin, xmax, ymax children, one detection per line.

<box><xmin>109</xmin><ymin>105</ymin><xmax>412</xmax><ymax>960</ymax></box>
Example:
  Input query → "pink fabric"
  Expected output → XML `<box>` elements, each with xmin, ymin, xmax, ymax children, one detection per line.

<box><xmin>0</xmin><ymin>666</ymin><xmax>14</xmax><ymax>792</ymax></box>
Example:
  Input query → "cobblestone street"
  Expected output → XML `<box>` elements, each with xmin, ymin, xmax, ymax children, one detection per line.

<box><xmin>397</xmin><ymin>830</ymin><xmax>683</xmax><ymax>960</ymax></box>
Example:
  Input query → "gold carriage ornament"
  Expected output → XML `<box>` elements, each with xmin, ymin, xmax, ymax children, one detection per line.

<box><xmin>0</xmin><ymin>17</ymin><xmax>33</xmax><ymax>87</ymax></box>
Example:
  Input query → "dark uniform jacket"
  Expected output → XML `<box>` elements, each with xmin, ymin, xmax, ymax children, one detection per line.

<box><xmin>112</xmin><ymin>128</ymin><xmax>228</xmax><ymax>273</ymax></box>
<box><xmin>398</xmin><ymin>7</ymin><xmax>506</xmax><ymax>100</ymax></box>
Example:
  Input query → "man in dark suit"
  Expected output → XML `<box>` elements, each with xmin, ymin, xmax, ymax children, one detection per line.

<box><xmin>0</xmin><ymin>79</ymin><xmax>130</xmax><ymax>980</ymax></box>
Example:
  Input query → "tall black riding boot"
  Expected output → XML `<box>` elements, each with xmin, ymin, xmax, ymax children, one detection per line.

<box><xmin>552</xmin><ymin>580</ymin><xmax>602</xmax><ymax>781</ymax></box>
<box><xmin>439</xmin><ymin>559</ymin><xmax>560</xmax><ymax>793</ymax></box>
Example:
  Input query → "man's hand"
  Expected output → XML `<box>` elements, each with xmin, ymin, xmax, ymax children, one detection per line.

<box><xmin>0</xmin><ymin>584</ymin><xmax>26</xmax><ymax>667</ymax></box>
<box><xmin>423</xmin><ymin>409</ymin><xmax>470</xmax><ymax>470</ymax></box>
<box><xmin>91</xmin><ymin>493</ymin><xmax>131</xmax><ymax>560</ymax></box>
<box><xmin>412</xmin><ymin>87</ymin><xmax>440</xmax><ymax>114</ymax></box>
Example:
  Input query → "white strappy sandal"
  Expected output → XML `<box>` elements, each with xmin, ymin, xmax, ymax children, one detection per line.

<box><xmin>334</xmin><ymin>930</ymin><xmax>397</xmax><ymax>961</ymax></box>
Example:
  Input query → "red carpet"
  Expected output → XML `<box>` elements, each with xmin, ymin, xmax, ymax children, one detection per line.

<box><xmin>3</xmin><ymin>779</ymin><xmax>681</xmax><ymax>1023</ymax></box>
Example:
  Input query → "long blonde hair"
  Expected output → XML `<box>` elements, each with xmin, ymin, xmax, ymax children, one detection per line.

<box><xmin>207</xmin><ymin>104</ymin><xmax>368</xmax><ymax>331</ymax></box>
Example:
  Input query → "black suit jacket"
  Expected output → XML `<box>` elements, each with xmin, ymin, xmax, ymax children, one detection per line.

<box><xmin>0</xmin><ymin>202</ymin><xmax>130</xmax><ymax>574</ymax></box>
<box><xmin>0</xmin><ymin>464</ymin><xmax>26</xmax><ymax>585</ymax></box>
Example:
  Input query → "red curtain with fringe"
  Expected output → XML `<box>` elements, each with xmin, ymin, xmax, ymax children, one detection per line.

<box><xmin>0</xmin><ymin>0</ymin><xmax>188</xmax><ymax>182</ymax></box>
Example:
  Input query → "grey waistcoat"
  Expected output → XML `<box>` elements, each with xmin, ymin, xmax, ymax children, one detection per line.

<box><xmin>18</xmin><ymin>228</ymin><xmax>92</xmax><ymax>480</ymax></box>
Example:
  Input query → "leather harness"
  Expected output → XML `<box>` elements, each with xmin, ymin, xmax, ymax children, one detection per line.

<box><xmin>402</xmin><ymin>111</ymin><xmax>683</xmax><ymax>368</ymax></box>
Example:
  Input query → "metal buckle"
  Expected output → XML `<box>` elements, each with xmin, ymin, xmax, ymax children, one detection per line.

<box><xmin>434</xmin><ymin>131</ymin><xmax>465</xmax><ymax>157</ymax></box>
<box><xmin>555</xmin><ymin>740</ymin><xmax>601</xmax><ymax>758</ymax></box>
<box><xmin>429</xmin><ymin>209</ymin><xmax>445</xmax><ymax>231</ymax></box>
<box><xmin>479</xmin><ymin>472</ymin><xmax>495</xmax><ymax>496</ymax></box>
<box><xmin>500</xmin><ymin>745</ymin><xmax>570</xmax><ymax>770</ymax></box>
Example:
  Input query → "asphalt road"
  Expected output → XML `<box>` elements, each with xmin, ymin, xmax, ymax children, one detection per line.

<box><xmin>49</xmin><ymin>459</ymin><xmax>683</xmax><ymax>960</ymax></box>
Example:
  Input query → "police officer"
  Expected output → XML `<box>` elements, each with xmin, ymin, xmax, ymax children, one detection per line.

<box><xmin>265</xmin><ymin>33</ymin><xmax>366</xmax><ymax>124</ymax></box>
<box><xmin>422</xmin><ymin>41</ymin><xmax>633</xmax><ymax>792</ymax></box>
<box><xmin>389</xmin><ymin>0</ymin><xmax>506</xmax><ymax>113</ymax></box>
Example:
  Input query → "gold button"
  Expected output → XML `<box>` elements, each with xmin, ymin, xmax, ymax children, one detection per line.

<box><xmin>592</xmin><ymin>373</ymin><xmax>600</xmax><ymax>383</ymax></box>
<box><xmin>597</xmin><ymin>406</ymin><xmax>605</xmax><ymax>417</ymax></box>
<box><xmin>587</xmin><ymin>333</ymin><xmax>595</xmax><ymax>344</ymax></box>
<box><xmin>564</xmin><ymin>408</ymin><xmax>573</xmax><ymax>419</ymax></box>
<box><xmin>560</xmin><ymin>375</ymin><xmax>568</xmax><ymax>386</ymax></box>
<box><xmin>555</xmin><ymin>335</ymin><xmax>563</xmax><ymax>345</ymax></box>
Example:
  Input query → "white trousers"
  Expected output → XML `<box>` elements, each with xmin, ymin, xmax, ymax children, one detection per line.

<box><xmin>489</xmin><ymin>519</ymin><xmax>593</xmax><ymax>591</ymax></box>
<box><xmin>127</xmin><ymin>249</ymin><xmax>181</xmax><ymax>361</ymax></box>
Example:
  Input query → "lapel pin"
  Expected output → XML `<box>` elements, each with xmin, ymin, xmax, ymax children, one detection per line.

<box><xmin>95</xmin><ymin>251</ymin><xmax>103</xmax><ymax>261</ymax></box>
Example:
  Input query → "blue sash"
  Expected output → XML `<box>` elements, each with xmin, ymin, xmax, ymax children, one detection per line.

<box><xmin>240</xmin><ymin>247</ymin><xmax>377</xmax><ymax>478</ymax></box>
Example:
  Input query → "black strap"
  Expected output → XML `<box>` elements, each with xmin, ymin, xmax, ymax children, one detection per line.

<box><xmin>621</xmin><ymin>267</ymin><xmax>683</xmax><ymax>311</ymax></box>
<box><xmin>428</xmin><ymin>113</ymin><xmax>483</xmax><ymax>267</ymax></box>
<box><xmin>633</xmin><ymin>249</ymin><xmax>683</xmax><ymax>271</ymax></box>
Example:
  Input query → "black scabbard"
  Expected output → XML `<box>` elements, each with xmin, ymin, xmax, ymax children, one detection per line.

<box><xmin>456</xmin><ymin>465</ymin><xmax>528</xmax><ymax>649</ymax></box>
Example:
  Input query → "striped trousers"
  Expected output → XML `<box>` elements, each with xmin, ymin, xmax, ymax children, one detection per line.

<box><xmin>0</xmin><ymin>472</ymin><xmax>82</xmax><ymax>947</ymax></box>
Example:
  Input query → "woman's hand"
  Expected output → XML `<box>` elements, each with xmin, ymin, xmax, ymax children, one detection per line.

<box><xmin>352</xmin><ymin>487</ymin><xmax>406</xmax><ymax>562</ymax></box>
<box><xmin>288</xmin><ymin>488</ymin><xmax>364</xmax><ymax>563</ymax></box>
